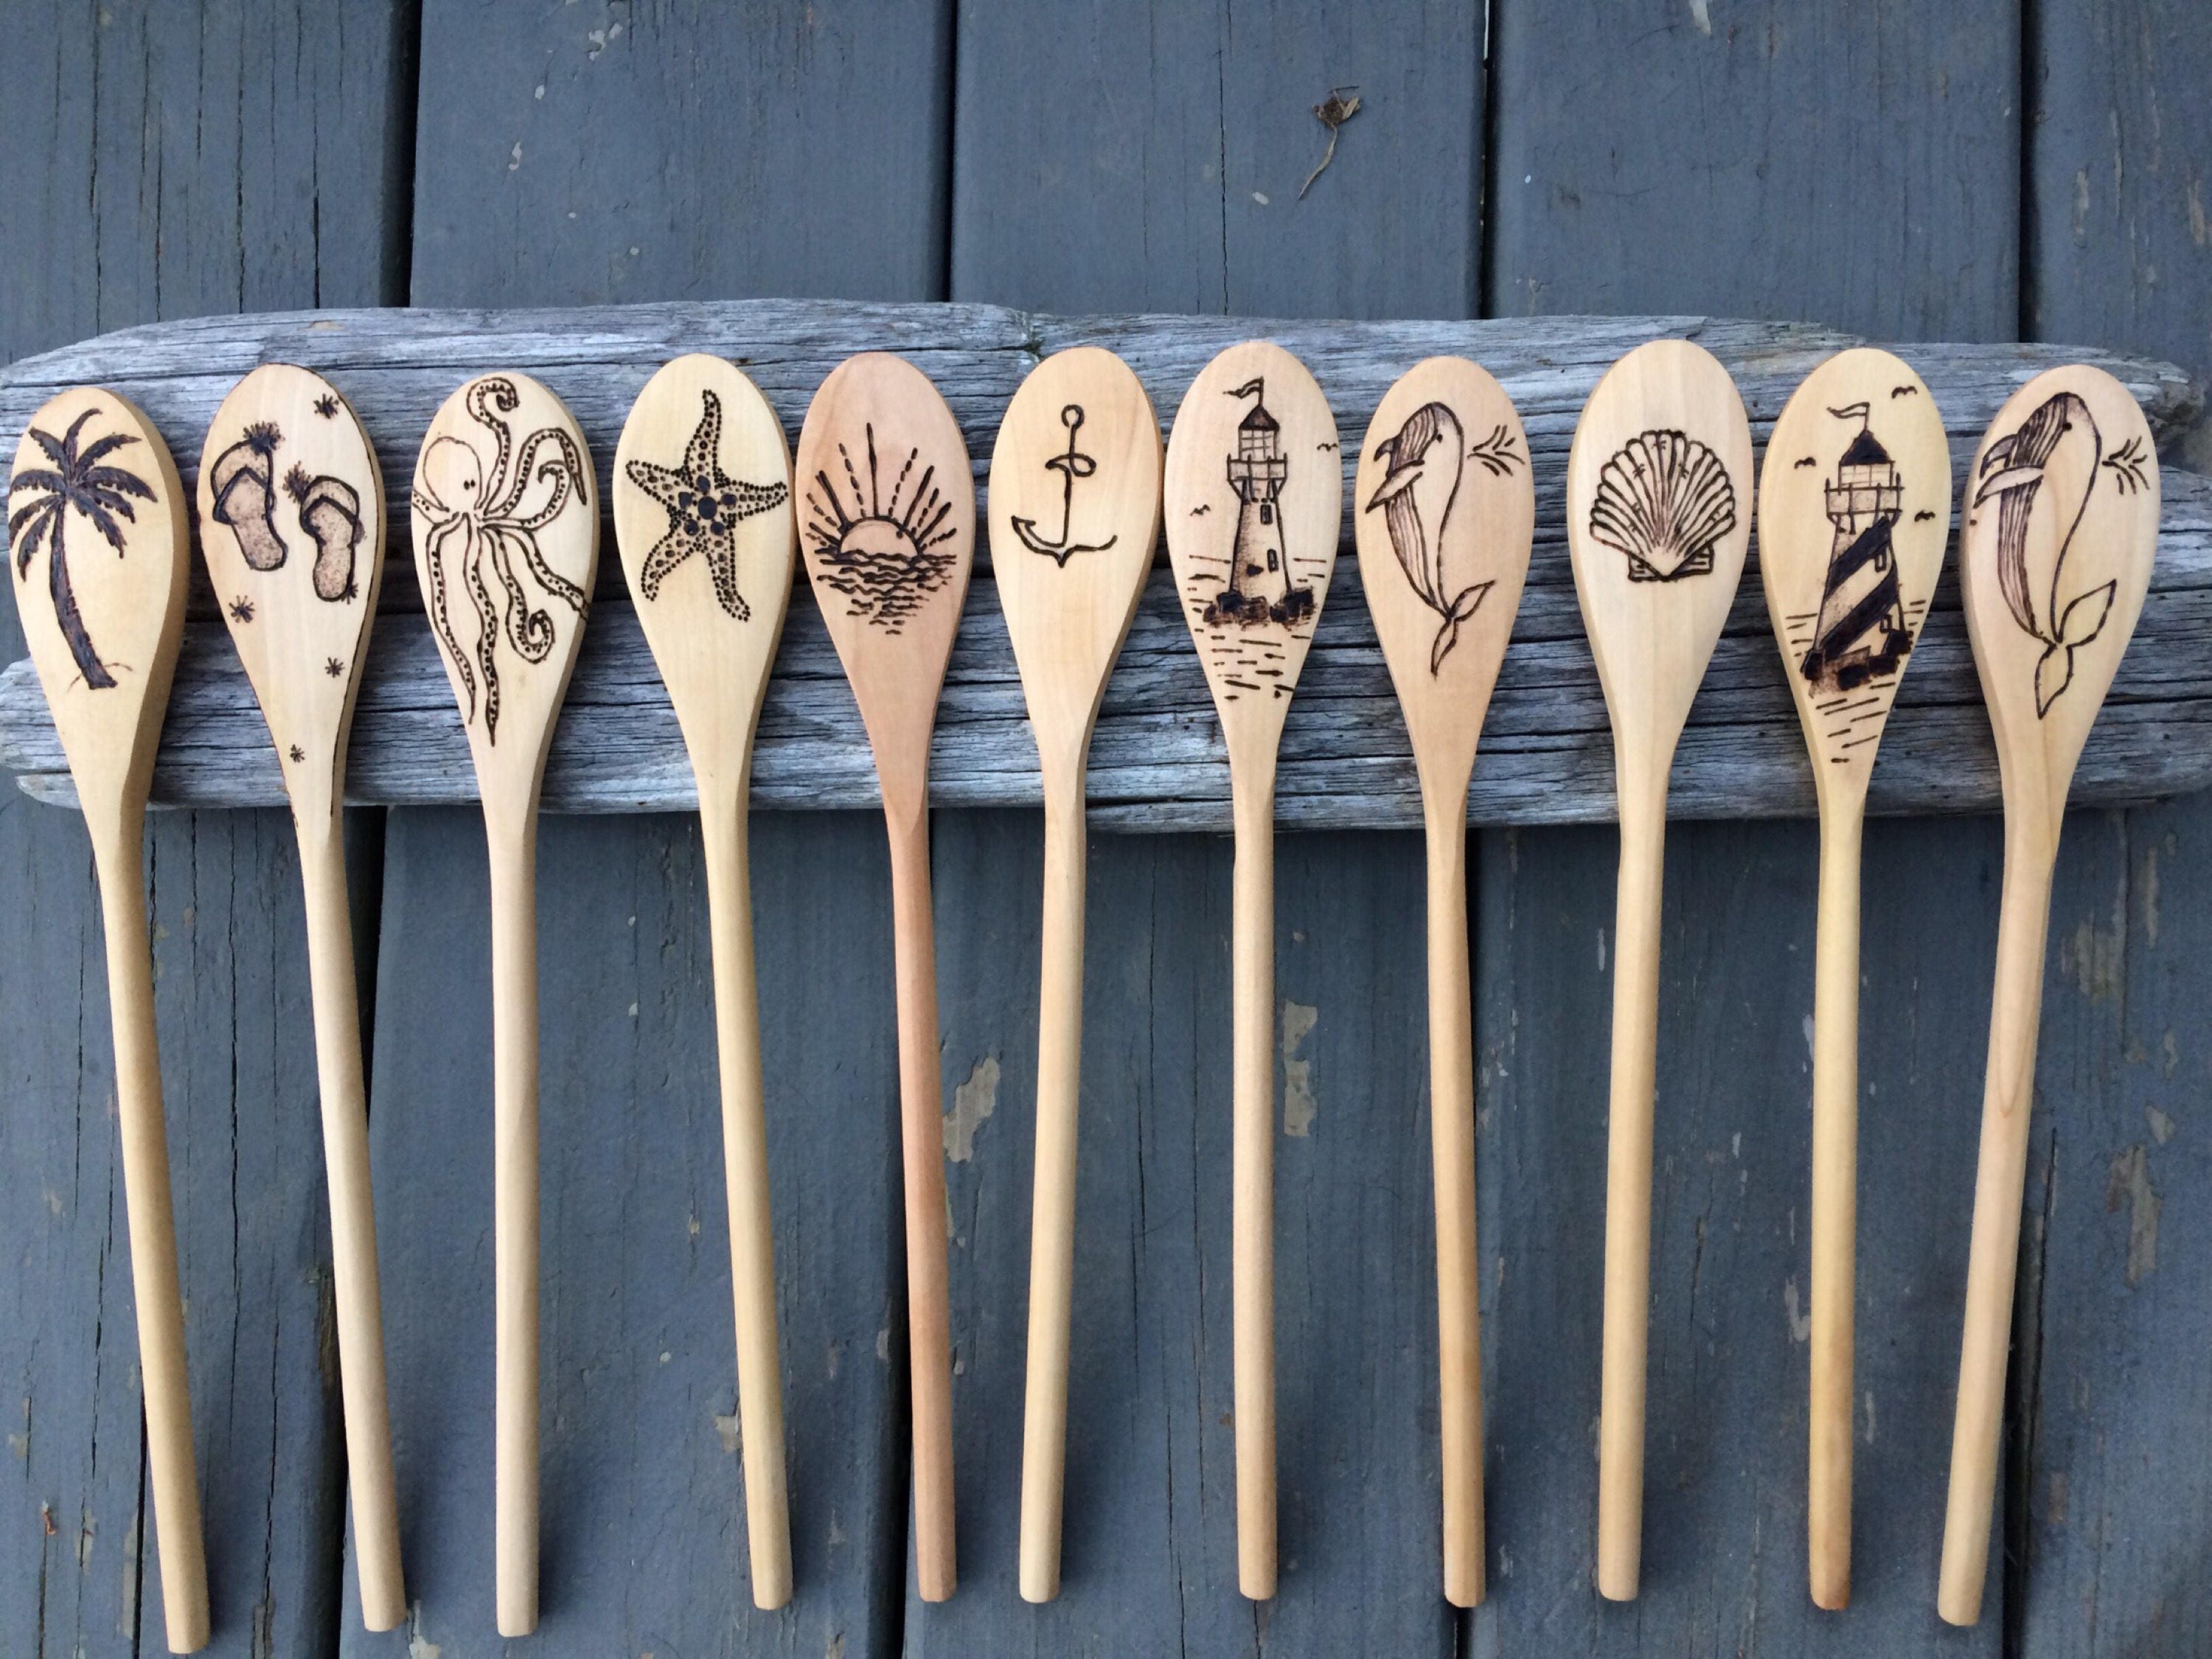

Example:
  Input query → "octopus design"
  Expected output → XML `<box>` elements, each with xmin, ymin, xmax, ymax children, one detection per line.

<box><xmin>411</xmin><ymin>378</ymin><xmax>591</xmax><ymax>742</ymax></box>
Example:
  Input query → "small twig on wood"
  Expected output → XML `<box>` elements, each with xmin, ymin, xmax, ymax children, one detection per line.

<box><xmin>1298</xmin><ymin>87</ymin><xmax>1362</xmax><ymax>200</ymax></box>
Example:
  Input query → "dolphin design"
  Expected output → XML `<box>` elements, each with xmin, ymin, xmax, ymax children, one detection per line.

<box><xmin>1972</xmin><ymin>390</ymin><xmax>2116</xmax><ymax>715</ymax></box>
<box><xmin>1366</xmin><ymin>401</ymin><xmax>1494</xmax><ymax>672</ymax></box>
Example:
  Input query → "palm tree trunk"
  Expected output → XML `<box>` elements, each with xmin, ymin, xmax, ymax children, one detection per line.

<box><xmin>49</xmin><ymin>518</ymin><xmax>116</xmax><ymax>689</ymax></box>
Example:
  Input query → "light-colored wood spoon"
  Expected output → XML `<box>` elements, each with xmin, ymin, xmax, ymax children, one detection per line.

<box><xmin>612</xmin><ymin>353</ymin><xmax>796</xmax><ymax>1609</ymax></box>
<box><xmin>197</xmin><ymin>364</ymin><xmax>405</xmax><ymax>1630</ymax></box>
<box><xmin>1353</xmin><ymin>356</ymin><xmax>1533</xmax><ymax>1608</ymax></box>
<box><xmin>796</xmin><ymin>351</ymin><xmax>975</xmax><ymax>1602</ymax></box>
<box><xmin>1567</xmin><ymin>338</ymin><xmax>1753</xmax><ymax>1601</ymax></box>
<box><xmin>409</xmin><ymin>372</ymin><xmax>599</xmax><ymax>1637</ymax></box>
<box><xmin>1938</xmin><ymin>364</ymin><xmax>2158</xmax><ymax>1626</ymax></box>
<box><xmin>8</xmin><ymin>388</ymin><xmax>206</xmax><ymax>1652</ymax></box>
<box><xmin>1164</xmin><ymin>340</ymin><xmax>1340</xmax><ymax>1601</ymax></box>
<box><xmin>1756</xmin><ymin>347</ymin><xmax>1949</xmax><ymax>1610</ymax></box>
<box><xmin>990</xmin><ymin>346</ymin><xmax>1162</xmax><ymax>1603</ymax></box>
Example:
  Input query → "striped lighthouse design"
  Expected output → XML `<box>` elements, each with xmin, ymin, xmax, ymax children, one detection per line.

<box><xmin>1801</xmin><ymin>403</ymin><xmax>1910</xmax><ymax>695</ymax></box>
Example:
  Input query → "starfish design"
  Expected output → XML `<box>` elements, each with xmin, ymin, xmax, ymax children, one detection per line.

<box><xmin>622</xmin><ymin>390</ymin><xmax>787</xmax><ymax>620</ymax></box>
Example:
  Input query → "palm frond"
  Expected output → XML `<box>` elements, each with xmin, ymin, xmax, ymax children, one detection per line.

<box><xmin>10</xmin><ymin>469</ymin><xmax>66</xmax><ymax>501</ymax></box>
<box><xmin>72</xmin><ymin>432</ymin><xmax>139</xmax><ymax>470</ymax></box>
<box><xmin>83</xmin><ymin>466</ymin><xmax>156</xmax><ymax>501</ymax></box>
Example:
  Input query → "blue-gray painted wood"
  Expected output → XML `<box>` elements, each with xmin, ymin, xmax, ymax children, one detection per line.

<box><xmin>1478</xmin><ymin>0</ymin><xmax>2025</xmax><ymax>1650</ymax></box>
<box><xmin>0</xmin><ymin>5</ymin><xmax>411</xmax><ymax>1654</ymax></box>
<box><xmin>923</xmin><ymin>5</ymin><xmax>1484</xmax><ymax>1650</ymax></box>
<box><xmin>2015</xmin><ymin>1</ymin><xmax>2212</xmax><ymax>1649</ymax></box>
<box><xmin>341</xmin><ymin>3</ymin><xmax>953</xmax><ymax>1654</ymax></box>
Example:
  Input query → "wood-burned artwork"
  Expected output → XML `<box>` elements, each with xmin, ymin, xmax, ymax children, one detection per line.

<box><xmin>622</xmin><ymin>389</ymin><xmax>789</xmax><ymax>621</ymax></box>
<box><xmin>803</xmin><ymin>422</ymin><xmax>961</xmax><ymax>633</ymax></box>
<box><xmin>1971</xmin><ymin>389</ymin><xmax>2152</xmax><ymax>716</ymax></box>
<box><xmin>208</xmin><ymin>421</ymin><xmax>366</xmax><ymax>602</ymax></box>
<box><xmin>1365</xmin><ymin>401</ymin><xmax>1526</xmax><ymax>673</ymax></box>
<box><xmin>1587</xmin><ymin>428</ymin><xmax>1738</xmax><ymax>583</ymax></box>
<box><xmin>8</xmin><ymin>407</ymin><xmax>156</xmax><ymax>690</ymax></box>
<box><xmin>198</xmin><ymin>364</ymin><xmax>387</xmax><ymax>788</ymax></box>
<box><xmin>1007</xmin><ymin>403</ymin><xmax>1119</xmax><ymax>566</ymax></box>
<box><xmin>1164</xmin><ymin>346</ymin><xmax>1338</xmax><ymax>712</ymax></box>
<box><xmin>1758</xmin><ymin>348</ymin><xmax>1949</xmax><ymax>776</ymax></box>
<box><xmin>410</xmin><ymin>376</ymin><xmax>592</xmax><ymax>742</ymax></box>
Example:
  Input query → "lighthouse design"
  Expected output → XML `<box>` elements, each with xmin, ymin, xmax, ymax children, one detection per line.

<box><xmin>1801</xmin><ymin>402</ymin><xmax>1911</xmax><ymax>695</ymax></box>
<box><xmin>1206</xmin><ymin>378</ymin><xmax>1315</xmax><ymax>628</ymax></box>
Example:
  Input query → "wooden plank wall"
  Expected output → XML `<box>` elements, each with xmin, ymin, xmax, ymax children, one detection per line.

<box><xmin>0</xmin><ymin>8</ymin><xmax>412</xmax><ymax>1657</ymax></box>
<box><xmin>0</xmin><ymin>2</ymin><xmax>2205</xmax><ymax>1656</ymax></box>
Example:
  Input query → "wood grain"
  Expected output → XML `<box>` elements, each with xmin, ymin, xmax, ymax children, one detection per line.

<box><xmin>1352</xmin><ymin>355</ymin><xmax>1534</xmax><ymax>1607</ymax></box>
<box><xmin>0</xmin><ymin>308</ymin><xmax>2202</xmax><ymax>830</ymax></box>
<box><xmin>1941</xmin><ymin>364</ymin><xmax>2161</xmax><ymax>1625</ymax></box>
<box><xmin>195</xmin><ymin>364</ymin><xmax>404</xmax><ymax>1632</ymax></box>
<box><xmin>988</xmin><ymin>346</ymin><xmax>1161</xmax><ymax>1603</ymax></box>
<box><xmin>796</xmin><ymin>351</ymin><xmax>975</xmax><ymax>1604</ymax></box>
<box><xmin>8</xmin><ymin>386</ymin><xmax>206</xmax><ymax>1652</ymax></box>
<box><xmin>610</xmin><ymin>354</ymin><xmax>796</xmax><ymax>1610</ymax></box>
<box><xmin>1755</xmin><ymin>346</ymin><xmax>1951</xmax><ymax>1610</ymax></box>
<box><xmin>408</xmin><ymin>372</ymin><xmax>600</xmax><ymax>1638</ymax></box>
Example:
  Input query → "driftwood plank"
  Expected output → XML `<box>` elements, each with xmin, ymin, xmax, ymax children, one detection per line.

<box><xmin>0</xmin><ymin>305</ymin><xmax>2202</xmax><ymax>827</ymax></box>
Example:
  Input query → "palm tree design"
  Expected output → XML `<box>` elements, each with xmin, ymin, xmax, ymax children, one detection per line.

<box><xmin>9</xmin><ymin>411</ymin><xmax>154</xmax><ymax>689</ymax></box>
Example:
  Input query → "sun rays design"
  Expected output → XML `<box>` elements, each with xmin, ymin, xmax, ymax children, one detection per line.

<box><xmin>803</xmin><ymin>423</ymin><xmax>959</xmax><ymax>633</ymax></box>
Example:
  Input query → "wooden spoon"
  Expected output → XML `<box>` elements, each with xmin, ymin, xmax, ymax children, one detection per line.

<box><xmin>1163</xmin><ymin>340</ymin><xmax>1340</xmax><ymax>1601</ymax></box>
<box><xmin>1938</xmin><ymin>364</ymin><xmax>2159</xmax><ymax>1626</ymax></box>
<box><xmin>1352</xmin><ymin>356</ymin><xmax>1534</xmax><ymax>1608</ymax></box>
<box><xmin>408</xmin><ymin>372</ymin><xmax>599</xmax><ymax>1637</ymax></box>
<box><xmin>1567</xmin><ymin>338</ymin><xmax>1753</xmax><ymax>1601</ymax></box>
<box><xmin>796</xmin><ymin>351</ymin><xmax>975</xmax><ymax>1601</ymax></box>
<box><xmin>1756</xmin><ymin>347</ymin><xmax>1949</xmax><ymax>1610</ymax></box>
<box><xmin>7</xmin><ymin>387</ymin><xmax>207</xmax><ymax>1652</ymax></box>
<box><xmin>990</xmin><ymin>347</ymin><xmax>1162</xmax><ymax>1602</ymax></box>
<box><xmin>612</xmin><ymin>355</ymin><xmax>797</xmax><ymax>1607</ymax></box>
<box><xmin>197</xmin><ymin>364</ymin><xmax>405</xmax><ymax>1630</ymax></box>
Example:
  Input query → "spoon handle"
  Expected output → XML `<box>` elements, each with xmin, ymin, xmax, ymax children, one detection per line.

<box><xmin>1807</xmin><ymin>806</ymin><xmax>1864</xmax><ymax>1610</ymax></box>
<box><xmin>886</xmin><ymin>807</ymin><xmax>957</xmax><ymax>1601</ymax></box>
<box><xmin>700</xmin><ymin>796</ymin><xmax>793</xmax><ymax>1609</ymax></box>
<box><xmin>1019</xmin><ymin>784</ymin><xmax>1087</xmax><ymax>1602</ymax></box>
<box><xmin>89</xmin><ymin>812</ymin><xmax>211</xmax><ymax>1655</ymax></box>
<box><xmin>1422</xmin><ymin>791</ymin><xmax>1484</xmax><ymax>1608</ymax></box>
<box><xmin>1597</xmin><ymin>788</ymin><xmax>1666</xmax><ymax>1601</ymax></box>
<box><xmin>485</xmin><ymin>808</ymin><xmax>542</xmax><ymax>1638</ymax></box>
<box><xmin>296</xmin><ymin>813</ymin><xmax>405</xmax><ymax>1630</ymax></box>
<box><xmin>1230</xmin><ymin>766</ymin><xmax>1279</xmax><ymax>1601</ymax></box>
<box><xmin>1939</xmin><ymin>824</ymin><xmax>2057</xmax><ymax>1626</ymax></box>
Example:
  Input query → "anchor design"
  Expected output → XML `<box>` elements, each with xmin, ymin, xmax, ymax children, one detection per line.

<box><xmin>1011</xmin><ymin>403</ymin><xmax>1119</xmax><ymax>566</ymax></box>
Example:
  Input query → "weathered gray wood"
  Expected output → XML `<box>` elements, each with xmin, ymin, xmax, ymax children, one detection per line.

<box><xmin>1476</xmin><ymin>1</ymin><xmax>2023</xmax><ymax>1652</ymax></box>
<box><xmin>0</xmin><ymin>307</ymin><xmax>2203</xmax><ymax>827</ymax></box>
<box><xmin>338</xmin><ymin>4</ymin><xmax>950</xmax><ymax>1653</ymax></box>
<box><xmin>2013</xmin><ymin>2</ymin><xmax>2212</xmax><ymax>1651</ymax></box>
<box><xmin>0</xmin><ymin>6</ymin><xmax>410</xmax><ymax>1655</ymax></box>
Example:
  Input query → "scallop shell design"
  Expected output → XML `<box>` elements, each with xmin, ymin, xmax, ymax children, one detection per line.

<box><xmin>1588</xmin><ymin>428</ymin><xmax>1739</xmax><ymax>582</ymax></box>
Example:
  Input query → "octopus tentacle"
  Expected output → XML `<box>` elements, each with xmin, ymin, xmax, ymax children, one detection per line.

<box><xmin>422</xmin><ymin>516</ymin><xmax>478</xmax><ymax>726</ymax></box>
<box><xmin>467</xmin><ymin>378</ymin><xmax>520</xmax><ymax>512</ymax></box>
<box><xmin>493</xmin><ymin>424</ymin><xmax>587</xmax><ymax>528</ymax></box>
<box><xmin>486</xmin><ymin>526</ymin><xmax>557</xmax><ymax>663</ymax></box>
<box><xmin>464</xmin><ymin>526</ymin><xmax>504</xmax><ymax>742</ymax></box>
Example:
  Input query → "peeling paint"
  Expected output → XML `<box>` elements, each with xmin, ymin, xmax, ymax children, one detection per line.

<box><xmin>2147</xmin><ymin>1105</ymin><xmax>2176</xmax><ymax>1145</ymax></box>
<box><xmin>1281</xmin><ymin>1001</ymin><xmax>1319</xmax><ymax>1136</ymax></box>
<box><xmin>2104</xmin><ymin>1144</ymin><xmax>2161</xmax><ymax>1285</ymax></box>
<box><xmin>2060</xmin><ymin>891</ymin><xmax>2126</xmax><ymax>1003</ymax></box>
<box><xmin>2142</xmin><ymin>841</ymin><xmax>2161</xmax><ymax>947</ymax></box>
<box><xmin>1784</xmin><ymin>1276</ymin><xmax>1811</xmax><ymax>1343</ymax></box>
<box><xmin>713</xmin><ymin>1411</ymin><xmax>741</xmax><ymax>1454</ymax></box>
<box><xmin>942</xmin><ymin>1055</ymin><xmax>999</xmax><ymax>1163</ymax></box>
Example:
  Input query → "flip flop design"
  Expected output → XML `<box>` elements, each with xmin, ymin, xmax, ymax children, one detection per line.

<box><xmin>209</xmin><ymin>422</ymin><xmax>291</xmax><ymax>571</ymax></box>
<box><xmin>285</xmin><ymin>463</ymin><xmax>364</xmax><ymax>602</ymax></box>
